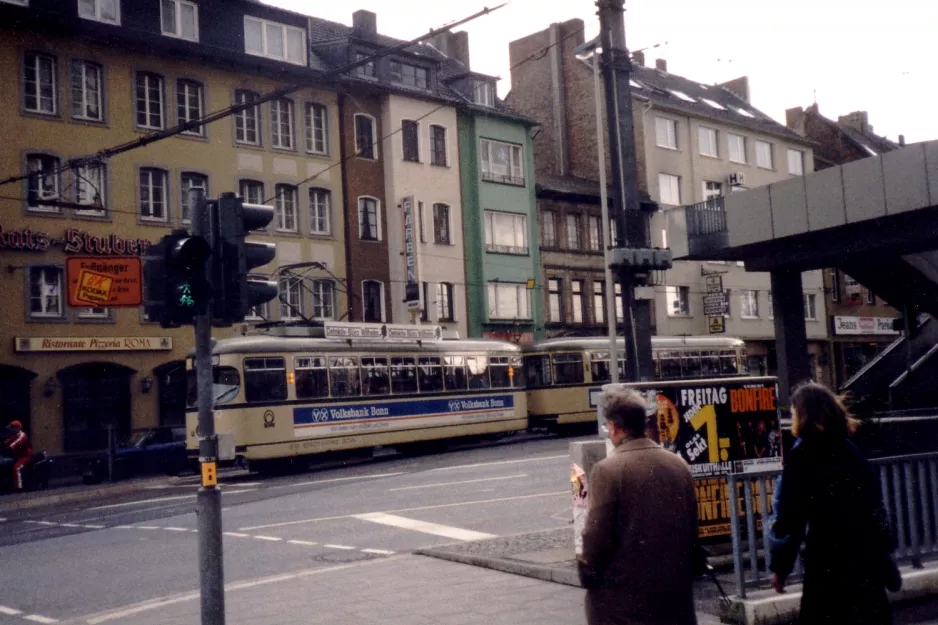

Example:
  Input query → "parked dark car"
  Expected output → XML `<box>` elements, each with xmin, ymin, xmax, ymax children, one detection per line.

<box><xmin>82</xmin><ymin>426</ymin><xmax>187</xmax><ymax>484</ymax></box>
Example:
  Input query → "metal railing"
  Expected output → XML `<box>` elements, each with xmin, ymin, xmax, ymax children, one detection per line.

<box><xmin>727</xmin><ymin>451</ymin><xmax>938</xmax><ymax>598</ymax></box>
<box><xmin>685</xmin><ymin>198</ymin><xmax>728</xmax><ymax>256</ymax></box>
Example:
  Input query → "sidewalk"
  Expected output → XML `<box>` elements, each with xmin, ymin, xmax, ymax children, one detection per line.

<box><xmin>0</xmin><ymin>475</ymin><xmax>179</xmax><ymax>514</ymax></box>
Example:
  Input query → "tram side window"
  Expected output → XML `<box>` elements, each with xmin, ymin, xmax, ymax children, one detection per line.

<box><xmin>467</xmin><ymin>356</ymin><xmax>490</xmax><ymax>389</ymax></box>
<box><xmin>700</xmin><ymin>351</ymin><xmax>721</xmax><ymax>377</ymax></box>
<box><xmin>721</xmin><ymin>351</ymin><xmax>740</xmax><ymax>375</ymax></box>
<box><xmin>391</xmin><ymin>357</ymin><xmax>418</xmax><ymax>394</ymax></box>
<box><xmin>553</xmin><ymin>353</ymin><xmax>585</xmax><ymax>385</ymax></box>
<box><xmin>444</xmin><ymin>356</ymin><xmax>467</xmax><ymax>390</ymax></box>
<box><xmin>418</xmin><ymin>357</ymin><xmax>444</xmax><ymax>392</ymax></box>
<box><xmin>682</xmin><ymin>350</ymin><xmax>702</xmax><ymax>378</ymax></box>
<box><xmin>590</xmin><ymin>352</ymin><xmax>611</xmax><ymax>383</ymax></box>
<box><xmin>511</xmin><ymin>355</ymin><xmax>523</xmax><ymax>388</ymax></box>
<box><xmin>658</xmin><ymin>351</ymin><xmax>682</xmax><ymax>379</ymax></box>
<box><xmin>362</xmin><ymin>357</ymin><xmax>390</xmax><ymax>396</ymax></box>
<box><xmin>295</xmin><ymin>357</ymin><xmax>329</xmax><ymax>399</ymax></box>
<box><xmin>489</xmin><ymin>356</ymin><xmax>512</xmax><ymax>389</ymax></box>
<box><xmin>243</xmin><ymin>357</ymin><xmax>288</xmax><ymax>402</ymax></box>
<box><xmin>524</xmin><ymin>355</ymin><xmax>551</xmax><ymax>387</ymax></box>
<box><xmin>329</xmin><ymin>356</ymin><xmax>360</xmax><ymax>397</ymax></box>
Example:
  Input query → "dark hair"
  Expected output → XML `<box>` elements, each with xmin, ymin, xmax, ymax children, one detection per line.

<box><xmin>790</xmin><ymin>382</ymin><xmax>857</xmax><ymax>441</ymax></box>
<box><xmin>604</xmin><ymin>388</ymin><xmax>648</xmax><ymax>437</ymax></box>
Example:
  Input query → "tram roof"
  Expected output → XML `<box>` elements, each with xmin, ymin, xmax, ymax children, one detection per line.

<box><xmin>525</xmin><ymin>336</ymin><xmax>746</xmax><ymax>351</ymax></box>
<box><xmin>193</xmin><ymin>335</ymin><xmax>523</xmax><ymax>357</ymax></box>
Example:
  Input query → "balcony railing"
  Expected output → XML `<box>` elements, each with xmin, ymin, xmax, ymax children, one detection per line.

<box><xmin>685</xmin><ymin>197</ymin><xmax>729</xmax><ymax>256</ymax></box>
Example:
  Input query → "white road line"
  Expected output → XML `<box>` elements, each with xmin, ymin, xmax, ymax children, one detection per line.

<box><xmin>253</xmin><ymin>535</ymin><xmax>282</xmax><ymax>541</ymax></box>
<box><xmin>240</xmin><ymin>491</ymin><xmax>568</xmax><ymax>531</ymax></box>
<box><xmin>82</xmin><ymin>524</ymin><xmax>105</xmax><ymax>529</ymax></box>
<box><xmin>361</xmin><ymin>548</ymin><xmax>395</xmax><ymax>555</ymax></box>
<box><xmin>271</xmin><ymin>472</ymin><xmax>407</xmax><ymax>489</ymax></box>
<box><xmin>229</xmin><ymin>482</ymin><xmax>263</xmax><ymax>487</ymax></box>
<box><xmin>113</xmin><ymin>525</ymin><xmax>134</xmax><ymax>529</ymax></box>
<box><xmin>287</xmin><ymin>539</ymin><xmax>318</xmax><ymax>546</ymax></box>
<box><xmin>323</xmin><ymin>544</ymin><xmax>355</xmax><ymax>550</ymax></box>
<box><xmin>24</xmin><ymin>615</ymin><xmax>58</xmax><ymax>624</ymax></box>
<box><xmin>0</xmin><ymin>518</ymin><xmax>6</xmax><ymax>523</ymax></box>
<box><xmin>86</xmin><ymin>495</ymin><xmax>193</xmax><ymax>511</ymax></box>
<box><xmin>222</xmin><ymin>488</ymin><xmax>258</xmax><ymax>495</ymax></box>
<box><xmin>135</xmin><ymin>526</ymin><xmax>159</xmax><ymax>530</ymax></box>
<box><xmin>388</xmin><ymin>473</ymin><xmax>527</xmax><ymax>492</ymax></box>
<box><xmin>59</xmin><ymin>523</ymin><xmax>82</xmax><ymax>528</ymax></box>
<box><xmin>352</xmin><ymin>512</ymin><xmax>496</xmax><ymax>541</ymax></box>
<box><xmin>223</xmin><ymin>532</ymin><xmax>249</xmax><ymax>538</ymax></box>
<box><xmin>0</xmin><ymin>605</ymin><xmax>22</xmax><ymax>615</ymax></box>
<box><xmin>163</xmin><ymin>527</ymin><xmax>189</xmax><ymax>532</ymax></box>
<box><xmin>25</xmin><ymin>520</ymin><xmax>57</xmax><ymax>526</ymax></box>
<box><xmin>432</xmin><ymin>454</ymin><xmax>567</xmax><ymax>471</ymax></box>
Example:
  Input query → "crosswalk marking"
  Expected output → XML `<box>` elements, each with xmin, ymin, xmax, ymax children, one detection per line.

<box><xmin>361</xmin><ymin>548</ymin><xmax>395</xmax><ymax>555</ymax></box>
<box><xmin>0</xmin><ymin>605</ymin><xmax>23</xmax><ymax>615</ymax></box>
<box><xmin>352</xmin><ymin>512</ymin><xmax>496</xmax><ymax>541</ymax></box>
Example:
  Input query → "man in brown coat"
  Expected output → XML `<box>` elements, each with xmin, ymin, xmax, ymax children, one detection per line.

<box><xmin>578</xmin><ymin>387</ymin><xmax>699</xmax><ymax>625</ymax></box>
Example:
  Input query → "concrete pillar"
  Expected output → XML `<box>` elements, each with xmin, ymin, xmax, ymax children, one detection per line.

<box><xmin>770</xmin><ymin>268</ymin><xmax>812</xmax><ymax>406</ymax></box>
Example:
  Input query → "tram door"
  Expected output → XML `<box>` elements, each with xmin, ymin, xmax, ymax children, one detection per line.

<box><xmin>0</xmin><ymin>366</ymin><xmax>36</xmax><ymax>434</ymax></box>
<box><xmin>156</xmin><ymin>361</ymin><xmax>187</xmax><ymax>427</ymax></box>
<box><xmin>59</xmin><ymin>363</ymin><xmax>133</xmax><ymax>451</ymax></box>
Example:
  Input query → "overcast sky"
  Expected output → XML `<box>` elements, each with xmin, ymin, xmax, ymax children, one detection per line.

<box><xmin>267</xmin><ymin>0</ymin><xmax>936</xmax><ymax>144</ymax></box>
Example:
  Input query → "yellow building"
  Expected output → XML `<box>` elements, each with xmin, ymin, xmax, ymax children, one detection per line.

<box><xmin>0</xmin><ymin>0</ymin><xmax>346</xmax><ymax>455</ymax></box>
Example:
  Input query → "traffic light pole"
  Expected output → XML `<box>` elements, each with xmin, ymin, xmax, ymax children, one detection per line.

<box><xmin>191</xmin><ymin>189</ymin><xmax>226</xmax><ymax>625</ymax></box>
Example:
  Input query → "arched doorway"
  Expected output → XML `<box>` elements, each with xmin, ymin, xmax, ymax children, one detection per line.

<box><xmin>58</xmin><ymin>362</ymin><xmax>135</xmax><ymax>452</ymax></box>
<box><xmin>154</xmin><ymin>360</ymin><xmax>187</xmax><ymax>427</ymax></box>
<box><xmin>0</xmin><ymin>365</ymin><xmax>37</xmax><ymax>434</ymax></box>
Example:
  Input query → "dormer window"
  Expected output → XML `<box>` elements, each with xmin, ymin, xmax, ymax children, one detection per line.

<box><xmin>390</xmin><ymin>60</ymin><xmax>429</xmax><ymax>90</ymax></box>
<box><xmin>472</xmin><ymin>80</ymin><xmax>495</xmax><ymax>107</ymax></box>
<box><xmin>353</xmin><ymin>51</ymin><xmax>376</xmax><ymax>79</ymax></box>
<box><xmin>244</xmin><ymin>16</ymin><xmax>306</xmax><ymax>66</ymax></box>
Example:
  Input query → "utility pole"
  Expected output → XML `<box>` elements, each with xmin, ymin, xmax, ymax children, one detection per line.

<box><xmin>598</xmin><ymin>0</ymin><xmax>658</xmax><ymax>381</ymax></box>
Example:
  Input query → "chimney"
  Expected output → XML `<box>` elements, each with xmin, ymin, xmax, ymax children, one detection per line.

<box><xmin>352</xmin><ymin>10</ymin><xmax>377</xmax><ymax>37</ymax></box>
<box><xmin>655</xmin><ymin>58</ymin><xmax>667</xmax><ymax>72</ymax></box>
<box><xmin>632</xmin><ymin>50</ymin><xmax>645</xmax><ymax>67</ymax></box>
<box><xmin>838</xmin><ymin>111</ymin><xmax>872</xmax><ymax>135</ymax></box>
<box><xmin>785</xmin><ymin>106</ymin><xmax>806</xmax><ymax>135</ymax></box>
<box><xmin>430</xmin><ymin>30</ymin><xmax>471</xmax><ymax>69</ymax></box>
<box><xmin>718</xmin><ymin>76</ymin><xmax>750</xmax><ymax>103</ymax></box>
<box><xmin>899</xmin><ymin>135</ymin><xmax>906</xmax><ymax>146</ymax></box>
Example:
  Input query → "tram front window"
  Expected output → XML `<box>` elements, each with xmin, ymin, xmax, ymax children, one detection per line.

<box><xmin>186</xmin><ymin>366</ymin><xmax>241</xmax><ymax>407</ymax></box>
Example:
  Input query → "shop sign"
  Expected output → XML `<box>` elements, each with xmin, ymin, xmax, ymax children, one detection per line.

<box><xmin>15</xmin><ymin>336</ymin><xmax>173</xmax><ymax>352</ymax></box>
<box><xmin>707</xmin><ymin>316</ymin><xmax>725</xmax><ymax>334</ymax></box>
<box><xmin>66</xmin><ymin>256</ymin><xmax>143</xmax><ymax>307</ymax></box>
<box><xmin>834</xmin><ymin>316</ymin><xmax>899</xmax><ymax>336</ymax></box>
<box><xmin>0</xmin><ymin>225</ymin><xmax>152</xmax><ymax>256</ymax></box>
<box><xmin>402</xmin><ymin>196</ymin><xmax>419</xmax><ymax>310</ymax></box>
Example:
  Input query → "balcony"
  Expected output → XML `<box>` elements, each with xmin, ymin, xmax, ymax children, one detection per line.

<box><xmin>485</xmin><ymin>243</ymin><xmax>529</xmax><ymax>256</ymax></box>
<box><xmin>685</xmin><ymin>198</ymin><xmax>728</xmax><ymax>257</ymax></box>
<box><xmin>481</xmin><ymin>171</ymin><xmax>525</xmax><ymax>187</ymax></box>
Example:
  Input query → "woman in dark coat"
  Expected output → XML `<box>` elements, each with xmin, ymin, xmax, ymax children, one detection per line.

<box><xmin>770</xmin><ymin>383</ymin><xmax>901</xmax><ymax>625</ymax></box>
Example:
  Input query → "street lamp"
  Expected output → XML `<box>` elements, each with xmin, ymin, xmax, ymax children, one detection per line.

<box><xmin>575</xmin><ymin>36</ymin><xmax>618</xmax><ymax>384</ymax></box>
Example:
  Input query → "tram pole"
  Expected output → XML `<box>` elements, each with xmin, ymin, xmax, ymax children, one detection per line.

<box><xmin>191</xmin><ymin>189</ymin><xmax>226</xmax><ymax>625</ymax></box>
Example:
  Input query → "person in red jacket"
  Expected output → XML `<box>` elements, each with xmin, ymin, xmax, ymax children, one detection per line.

<box><xmin>3</xmin><ymin>421</ymin><xmax>32</xmax><ymax>490</ymax></box>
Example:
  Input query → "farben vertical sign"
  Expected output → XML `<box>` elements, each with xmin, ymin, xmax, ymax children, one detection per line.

<box><xmin>402</xmin><ymin>196</ymin><xmax>420</xmax><ymax>309</ymax></box>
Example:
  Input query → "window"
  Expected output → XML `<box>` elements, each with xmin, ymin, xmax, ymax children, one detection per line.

<box><xmin>139</xmin><ymin>168</ymin><xmax>168</xmax><ymax>221</ymax></box>
<box><xmin>655</xmin><ymin>116</ymin><xmax>677</xmax><ymax>149</ymax></box>
<box><xmin>866</xmin><ymin>289</ymin><xmax>876</xmax><ymax>305</ymax></box>
<box><xmin>353</xmin><ymin>51</ymin><xmax>376</xmax><ymax>78</ymax></box>
<box><xmin>566</xmin><ymin>214</ymin><xmax>581</xmax><ymax>249</ymax></box>
<box><xmin>78</xmin><ymin>0</ymin><xmax>119</xmax><ymax>24</ymax></box>
<box><xmin>279</xmin><ymin>276</ymin><xmax>303</xmax><ymax>319</ymax></box>
<box><xmin>362</xmin><ymin>357</ymin><xmax>390</xmax><ymax>396</ymax></box>
<box><xmin>755</xmin><ymin>140</ymin><xmax>774</xmax><ymax>169</ymax></box>
<box><xmin>402</xmin><ymin>120</ymin><xmax>420</xmax><ymax>162</ymax></box>
<box><xmin>180</xmin><ymin>172</ymin><xmax>208</xmax><ymax>222</ymax></box>
<box><xmin>430</xmin><ymin>125</ymin><xmax>447</xmax><ymax>166</ymax></box>
<box><xmin>274</xmin><ymin>184</ymin><xmax>297</xmax><ymax>232</ymax></box>
<box><xmin>443</xmin><ymin>356</ymin><xmax>467</xmax><ymax>391</ymax></box>
<box><xmin>243</xmin><ymin>16</ymin><xmax>306</xmax><ymax>65</ymax></box>
<box><xmin>243</xmin><ymin>358</ymin><xmax>287</xmax><ymax>403</ymax></box>
<box><xmin>354</xmin><ymin>114</ymin><xmax>377</xmax><ymax>159</ymax></box>
<box><xmin>311</xmin><ymin>279</ymin><xmax>335</xmax><ymax>320</ymax></box>
<box><xmin>176</xmin><ymin>80</ymin><xmax>204</xmax><ymax>136</ymax></box>
<box><xmin>437</xmin><ymin>282</ymin><xmax>454</xmax><ymax>321</ymax></box>
<box><xmin>433</xmin><ymin>203</ymin><xmax>450</xmax><ymax>244</ymax></box>
<box><xmin>484</xmin><ymin>211</ymin><xmax>528</xmax><ymax>254</ymax></box>
<box><xmin>24</xmin><ymin>53</ymin><xmax>56</xmax><ymax>115</ymax></box>
<box><xmin>480</xmin><ymin>139</ymin><xmax>524</xmax><ymax>185</ymax></box>
<box><xmin>234</xmin><ymin>90</ymin><xmax>260</xmax><ymax>145</ymax></box>
<box><xmin>666</xmin><ymin>285</ymin><xmax>690</xmax><ymax>316</ymax></box>
<box><xmin>309</xmin><ymin>188</ymin><xmax>331</xmax><ymax>235</ymax></box>
<box><xmin>588</xmin><ymin>216</ymin><xmax>601</xmax><ymax>251</ymax></box>
<box><xmin>245</xmin><ymin>302</ymin><xmax>268</xmax><ymax>321</ymax></box>
<box><xmin>571</xmin><ymin>280</ymin><xmax>585</xmax><ymax>323</ymax></box>
<box><xmin>472</xmin><ymin>80</ymin><xmax>495</xmax><ymax>107</ymax></box>
<box><xmin>553</xmin><ymin>353</ymin><xmax>585</xmax><ymax>385</ymax></box>
<box><xmin>547</xmin><ymin>278</ymin><xmax>562</xmax><ymax>322</ymax></box>
<box><xmin>788</xmin><ymin>149</ymin><xmax>804</xmax><ymax>176</ymax></box>
<box><xmin>161</xmin><ymin>0</ymin><xmax>198</xmax><ymax>41</ymax></box>
<box><xmin>391</xmin><ymin>357</ymin><xmax>418</xmax><ymax>394</ymax></box>
<box><xmin>703</xmin><ymin>181</ymin><xmax>723</xmax><ymax>200</ymax></box>
<box><xmin>593</xmin><ymin>282</ymin><xmax>606</xmax><ymax>324</ymax></box>
<box><xmin>270</xmin><ymin>99</ymin><xmax>294</xmax><ymax>149</ymax></box>
<box><xmin>239</xmin><ymin>179</ymin><xmax>264</xmax><ymax>205</ymax></box>
<box><xmin>135</xmin><ymin>72</ymin><xmax>164</xmax><ymax>129</ymax></box>
<box><xmin>362</xmin><ymin>280</ymin><xmax>384</xmax><ymax>322</ymax></box>
<box><xmin>71</xmin><ymin>60</ymin><xmax>101</xmax><ymax>121</ymax></box>
<box><xmin>740</xmin><ymin>290</ymin><xmax>759</xmax><ymax>319</ymax></box>
<box><xmin>420</xmin><ymin>282</ymin><xmax>429</xmax><ymax>321</ymax></box>
<box><xmin>295</xmin><ymin>357</ymin><xmax>328</xmax><ymax>400</ymax></box>
<box><xmin>389</xmin><ymin>60</ymin><xmax>429</xmax><ymax>90</ymax></box>
<box><xmin>28</xmin><ymin>267</ymin><xmax>64</xmax><ymax>318</ymax></box>
<box><xmin>541</xmin><ymin>210</ymin><xmax>557</xmax><ymax>247</ymax></box>
<box><xmin>26</xmin><ymin>154</ymin><xmax>60</xmax><ymax>212</ymax></box>
<box><xmin>77</xmin><ymin>306</ymin><xmax>109</xmax><ymax>319</ymax></box>
<box><xmin>305</xmin><ymin>103</ymin><xmax>328</xmax><ymax>154</ymax></box>
<box><xmin>767</xmin><ymin>292</ymin><xmax>773</xmax><ymax>320</ymax></box>
<box><xmin>804</xmin><ymin>293</ymin><xmax>818</xmax><ymax>320</ymax></box>
<box><xmin>358</xmin><ymin>197</ymin><xmax>380</xmax><ymax>241</ymax></box>
<box><xmin>74</xmin><ymin>162</ymin><xmax>105</xmax><ymax>215</ymax></box>
<box><xmin>830</xmin><ymin>271</ymin><xmax>840</xmax><ymax>303</ymax></box>
<box><xmin>658</xmin><ymin>173</ymin><xmax>681</xmax><ymax>205</ymax></box>
<box><xmin>699</xmin><ymin>126</ymin><xmax>718</xmax><ymax>157</ymax></box>
<box><xmin>615</xmin><ymin>283</ymin><xmax>624</xmax><ymax>322</ymax></box>
<box><xmin>329</xmin><ymin>356</ymin><xmax>360</xmax><ymax>397</ymax></box>
<box><xmin>728</xmin><ymin>134</ymin><xmax>747</xmax><ymax>164</ymax></box>
<box><xmin>488</xmin><ymin>283</ymin><xmax>531</xmax><ymax>320</ymax></box>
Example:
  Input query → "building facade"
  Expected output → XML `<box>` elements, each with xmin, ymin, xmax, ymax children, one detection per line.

<box><xmin>786</xmin><ymin>105</ymin><xmax>902</xmax><ymax>386</ymax></box>
<box><xmin>0</xmin><ymin>0</ymin><xmax>347</xmax><ymax>454</ymax></box>
<box><xmin>508</xmin><ymin>19</ymin><xmax>830</xmax><ymax>382</ymax></box>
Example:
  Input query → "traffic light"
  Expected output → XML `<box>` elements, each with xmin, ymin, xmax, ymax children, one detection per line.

<box><xmin>143</xmin><ymin>230</ymin><xmax>212</xmax><ymax>328</ymax></box>
<box><xmin>213</xmin><ymin>193</ymin><xmax>277</xmax><ymax>325</ymax></box>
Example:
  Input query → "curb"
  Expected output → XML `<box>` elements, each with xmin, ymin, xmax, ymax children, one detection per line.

<box><xmin>415</xmin><ymin>548</ymin><xmax>582</xmax><ymax>588</ymax></box>
<box><xmin>0</xmin><ymin>476</ymin><xmax>178</xmax><ymax>513</ymax></box>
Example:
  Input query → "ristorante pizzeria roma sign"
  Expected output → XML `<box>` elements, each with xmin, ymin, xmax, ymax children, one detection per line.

<box><xmin>0</xmin><ymin>225</ymin><xmax>152</xmax><ymax>255</ymax></box>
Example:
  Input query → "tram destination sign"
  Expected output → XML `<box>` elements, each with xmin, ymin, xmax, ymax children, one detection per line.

<box><xmin>323</xmin><ymin>322</ymin><xmax>442</xmax><ymax>342</ymax></box>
